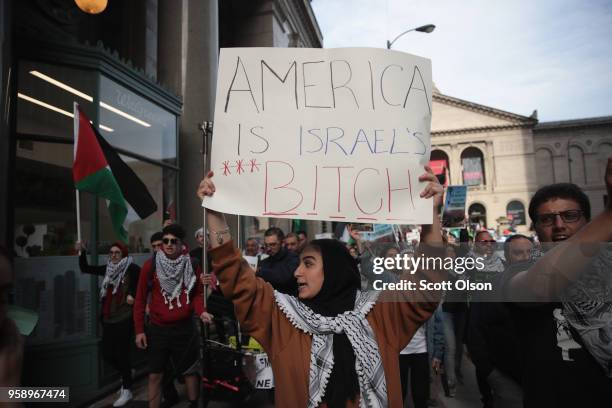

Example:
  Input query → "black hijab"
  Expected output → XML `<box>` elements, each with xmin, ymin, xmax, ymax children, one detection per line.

<box><xmin>302</xmin><ymin>239</ymin><xmax>362</xmax><ymax>408</ymax></box>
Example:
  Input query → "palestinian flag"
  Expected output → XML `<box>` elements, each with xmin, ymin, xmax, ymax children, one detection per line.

<box><xmin>73</xmin><ymin>104</ymin><xmax>157</xmax><ymax>242</ymax></box>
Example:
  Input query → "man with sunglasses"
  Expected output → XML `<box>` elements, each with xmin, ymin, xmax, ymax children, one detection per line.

<box><xmin>134</xmin><ymin>224</ymin><xmax>212</xmax><ymax>408</ymax></box>
<box><xmin>148</xmin><ymin>230</ymin><xmax>181</xmax><ymax>408</ymax></box>
<box><xmin>257</xmin><ymin>227</ymin><xmax>299</xmax><ymax>295</ymax></box>
<box><xmin>500</xmin><ymin>157</ymin><xmax>612</xmax><ymax>407</ymax></box>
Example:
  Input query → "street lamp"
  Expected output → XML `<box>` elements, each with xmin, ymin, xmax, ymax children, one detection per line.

<box><xmin>75</xmin><ymin>0</ymin><xmax>108</xmax><ymax>14</ymax></box>
<box><xmin>387</xmin><ymin>24</ymin><xmax>436</xmax><ymax>49</ymax></box>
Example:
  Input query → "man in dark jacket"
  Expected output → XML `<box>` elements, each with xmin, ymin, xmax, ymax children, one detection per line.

<box><xmin>468</xmin><ymin>234</ymin><xmax>532</xmax><ymax>408</ymax></box>
<box><xmin>257</xmin><ymin>227</ymin><xmax>299</xmax><ymax>295</ymax></box>
<box><xmin>499</xmin><ymin>173</ymin><xmax>612</xmax><ymax>408</ymax></box>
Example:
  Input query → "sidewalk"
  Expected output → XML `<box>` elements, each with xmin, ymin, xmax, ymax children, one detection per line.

<box><xmin>428</xmin><ymin>355</ymin><xmax>483</xmax><ymax>408</ymax></box>
<box><xmin>86</xmin><ymin>378</ymin><xmax>273</xmax><ymax>408</ymax></box>
<box><xmin>89</xmin><ymin>356</ymin><xmax>482</xmax><ymax>408</ymax></box>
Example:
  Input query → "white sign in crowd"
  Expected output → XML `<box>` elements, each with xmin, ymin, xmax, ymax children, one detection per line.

<box><xmin>204</xmin><ymin>47</ymin><xmax>434</xmax><ymax>225</ymax></box>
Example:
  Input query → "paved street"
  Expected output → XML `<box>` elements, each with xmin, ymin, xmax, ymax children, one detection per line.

<box><xmin>89</xmin><ymin>354</ymin><xmax>484</xmax><ymax>408</ymax></box>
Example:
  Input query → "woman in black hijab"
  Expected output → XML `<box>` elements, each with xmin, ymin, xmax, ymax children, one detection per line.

<box><xmin>198</xmin><ymin>167</ymin><xmax>445</xmax><ymax>408</ymax></box>
<box><xmin>298</xmin><ymin>239</ymin><xmax>362</xmax><ymax>406</ymax></box>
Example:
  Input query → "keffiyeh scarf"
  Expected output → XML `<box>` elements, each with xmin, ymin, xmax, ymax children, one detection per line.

<box><xmin>100</xmin><ymin>256</ymin><xmax>132</xmax><ymax>299</ymax></box>
<box><xmin>155</xmin><ymin>251</ymin><xmax>196</xmax><ymax>309</ymax></box>
<box><xmin>274</xmin><ymin>290</ymin><xmax>387</xmax><ymax>408</ymax></box>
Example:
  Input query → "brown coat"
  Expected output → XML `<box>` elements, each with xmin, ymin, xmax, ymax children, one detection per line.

<box><xmin>210</xmin><ymin>242</ymin><xmax>441</xmax><ymax>408</ymax></box>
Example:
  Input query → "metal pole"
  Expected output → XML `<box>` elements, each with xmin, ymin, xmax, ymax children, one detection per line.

<box><xmin>198</xmin><ymin>120</ymin><xmax>212</xmax><ymax>405</ymax></box>
<box><xmin>76</xmin><ymin>190</ymin><xmax>82</xmax><ymax>249</ymax></box>
<box><xmin>387</xmin><ymin>28</ymin><xmax>415</xmax><ymax>49</ymax></box>
<box><xmin>237</xmin><ymin>215</ymin><xmax>242</xmax><ymax>251</ymax></box>
<box><xmin>199</xmin><ymin>120</ymin><xmax>212</xmax><ymax>316</ymax></box>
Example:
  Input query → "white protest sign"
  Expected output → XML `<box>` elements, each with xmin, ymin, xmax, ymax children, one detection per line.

<box><xmin>204</xmin><ymin>47</ymin><xmax>433</xmax><ymax>224</ymax></box>
<box><xmin>254</xmin><ymin>353</ymin><xmax>274</xmax><ymax>389</ymax></box>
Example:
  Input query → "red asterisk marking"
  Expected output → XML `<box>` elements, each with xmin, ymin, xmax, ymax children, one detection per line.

<box><xmin>235</xmin><ymin>159</ymin><xmax>245</xmax><ymax>174</ymax></box>
<box><xmin>222</xmin><ymin>161</ymin><xmax>231</xmax><ymax>176</ymax></box>
<box><xmin>249</xmin><ymin>159</ymin><xmax>260</xmax><ymax>173</ymax></box>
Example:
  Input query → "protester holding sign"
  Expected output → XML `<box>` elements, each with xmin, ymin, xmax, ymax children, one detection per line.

<box><xmin>197</xmin><ymin>166</ymin><xmax>444</xmax><ymax>408</ymax></box>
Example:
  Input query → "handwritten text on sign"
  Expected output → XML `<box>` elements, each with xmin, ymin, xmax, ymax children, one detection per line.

<box><xmin>203</xmin><ymin>48</ymin><xmax>433</xmax><ymax>224</ymax></box>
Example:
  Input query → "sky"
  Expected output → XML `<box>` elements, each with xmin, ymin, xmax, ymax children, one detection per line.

<box><xmin>311</xmin><ymin>0</ymin><xmax>612</xmax><ymax>122</ymax></box>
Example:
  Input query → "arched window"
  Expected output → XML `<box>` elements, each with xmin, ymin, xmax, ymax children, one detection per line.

<box><xmin>535</xmin><ymin>148</ymin><xmax>555</xmax><ymax>185</ymax></box>
<box><xmin>430</xmin><ymin>149</ymin><xmax>450</xmax><ymax>186</ymax></box>
<box><xmin>461</xmin><ymin>147</ymin><xmax>485</xmax><ymax>186</ymax></box>
<box><xmin>569</xmin><ymin>145</ymin><xmax>586</xmax><ymax>185</ymax></box>
<box><xmin>506</xmin><ymin>200</ymin><xmax>526</xmax><ymax>225</ymax></box>
<box><xmin>468</xmin><ymin>203</ymin><xmax>487</xmax><ymax>229</ymax></box>
<box><xmin>599</xmin><ymin>143</ymin><xmax>612</xmax><ymax>180</ymax></box>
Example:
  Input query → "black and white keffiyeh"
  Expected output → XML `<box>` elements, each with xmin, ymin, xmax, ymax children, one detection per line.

<box><xmin>155</xmin><ymin>251</ymin><xmax>196</xmax><ymax>309</ymax></box>
<box><xmin>100</xmin><ymin>256</ymin><xmax>132</xmax><ymax>299</ymax></box>
<box><xmin>274</xmin><ymin>290</ymin><xmax>387</xmax><ymax>408</ymax></box>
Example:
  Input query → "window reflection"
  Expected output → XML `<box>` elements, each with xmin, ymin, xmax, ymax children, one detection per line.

<box><xmin>99</xmin><ymin>76</ymin><xmax>177</xmax><ymax>164</ymax></box>
<box><xmin>15</xmin><ymin>60</ymin><xmax>178</xmax><ymax>257</ymax></box>
<box><xmin>14</xmin><ymin>141</ymin><xmax>93</xmax><ymax>256</ymax></box>
<box><xmin>17</xmin><ymin>61</ymin><xmax>97</xmax><ymax>138</ymax></box>
<box><xmin>13</xmin><ymin>59</ymin><xmax>179</xmax><ymax>347</ymax></box>
<box><xmin>97</xmin><ymin>156</ymin><xmax>176</xmax><ymax>254</ymax></box>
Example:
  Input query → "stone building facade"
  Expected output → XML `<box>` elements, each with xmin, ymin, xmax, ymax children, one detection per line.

<box><xmin>431</xmin><ymin>89</ymin><xmax>612</xmax><ymax>234</ymax></box>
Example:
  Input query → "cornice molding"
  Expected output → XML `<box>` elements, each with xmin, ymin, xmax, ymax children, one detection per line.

<box><xmin>274</xmin><ymin>0</ymin><xmax>322</xmax><ymax>48</ymax></box>
<box><xmin>432</xmin><ymin>123</ymin><xmax>534</xmax><ymax>136</ymax></box>
<box><xmin>433</xmin><ymin>92</ymin><xmax>537</xmax><ymax>125</ymax></box>
<box><xmin>534</xmin><ymin>115</ymin><xmax>612</xmax><ymax>132</ymax></box>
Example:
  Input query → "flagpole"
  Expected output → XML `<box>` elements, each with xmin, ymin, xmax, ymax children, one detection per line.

<box><xmin>76</xmin><ymin>190</ymin><xmax>82</xmax><ymax>246</ymax></box>
<box><xmin>199</xmin><ymin>120</ymin><xmax>212</xmax><ymax>400</ymax></box>
<box><xmin>73</xmin><ymin>102</ymin><xmax>82</xmax><ymax>254</ymax></box>
<box><xmin>199</xmin><ymin>121</ymin><xmax>212</xmax><ymax>314</ymax></box>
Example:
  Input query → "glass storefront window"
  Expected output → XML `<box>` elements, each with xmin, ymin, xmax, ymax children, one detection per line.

<box><xmin>14</xmin><ymin>141</ymin><xmax>96</xmax><ymax>345</ymax></box>
<box><xmin>14</xmin><ymin>256</ymin><xmax>96</xmax><ymax>345</ymax></box>
<box><xmin>99</xmin><ymin>75</ymin><xmax>177</xmax><ymax>164</ymax></box>
<box><xmin>13</xmin><ymin>58</ymin><xmax>179</xmax><ymax>345</ymax></box>
<box><xmin>97</xmin><ymin>156</ymin><xmax>177</xmax><ymax>254</ymax></box>
<box><xmin>15</xmin><ymin>60</ymin><xmax>178</xmax><ymax>258</ymax></box>
<box><xmin>17</xmin><ymin>60</ymin><xmax>98</xmax><ymax>139</ymax></box>
<box><xmin>14</xmin><ymin>141</ymin><xmax>93</xmax><ymax>256</ymax></box>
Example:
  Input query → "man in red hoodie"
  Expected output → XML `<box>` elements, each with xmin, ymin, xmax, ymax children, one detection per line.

<box><xmin>134</xmin><ymin>224</ymin><xmax>213</xmax><ymax>408</ymax></box>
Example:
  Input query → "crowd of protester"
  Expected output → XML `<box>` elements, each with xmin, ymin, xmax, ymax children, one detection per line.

<box><xmin>1</xmin><ymin>159</ymin><xmax>610</xmax><ymax>408</ymax></box>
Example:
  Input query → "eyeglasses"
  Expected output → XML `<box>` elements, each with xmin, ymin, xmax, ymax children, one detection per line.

<box><xmin>109</xmin><ymin>250</ymin><xmax>122</xmax><ymax>255</ymax></box>
<box><xmin>536</xmin><ymin>210</ymin><xmax>583</xmax><ymax>226</ymax></box>
<box><xmin>264</xmin><ymin>242</ymin><xmax>280</xmax><ymax>248</ymax></box>
<box><xmin>163</xmin><ymin>238</ymin><xmax>179</xmax><ymax>245</ymax></box>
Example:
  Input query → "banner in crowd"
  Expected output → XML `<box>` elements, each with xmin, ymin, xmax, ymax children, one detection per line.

<box><xmin>204</xmin><ymin>47</ymin><xmax>433</xmax><ymax>224</ymax></box>
<box><xmin>442</xmin><ymin>185</ymin><xmax>468</xmax><ymax>228</ymax></box>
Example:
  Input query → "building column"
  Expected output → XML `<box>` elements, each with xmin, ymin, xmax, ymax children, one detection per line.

<box><xmin>449</xmin><ymin>143</ymin><xmax>462</xmax><ymax>185</ymax></box>
<box><xmin>485</xmin><ymin>140</ymin><xmax>495</xmax><ymax>191</ymax></box>
<box><xmin>159</xmin><ymin>0</ymin><xmax>219</xmax><ymax>247</ymax></box>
